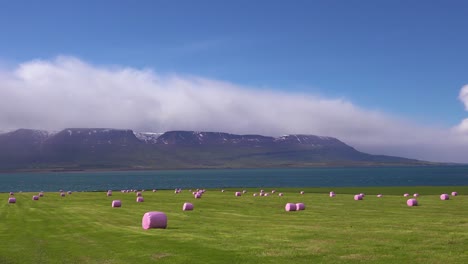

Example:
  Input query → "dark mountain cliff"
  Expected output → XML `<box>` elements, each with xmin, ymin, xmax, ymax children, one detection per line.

<box><xmin>0</xmin><ymin>128</ymin><xmax>430</xmax><ymax>171</ymax></box>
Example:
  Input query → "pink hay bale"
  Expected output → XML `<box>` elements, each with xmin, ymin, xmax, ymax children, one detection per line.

<box><xmin>142</xmin><ymin>211</ymin><xmax>167</xmax><ymax>229</ymax></box>
<box><xmin>377</xmin><ymin>194</ymin><xmax>383</xmax><ymax>198</ymax></box>
<box><xmin>296</xmin><ymin>203</ymin><xmax>305</xmax><ymax>210</ymax></box>
<box><xmin>260</xmin><ymin>193</ymin><xmax>265</xmax><ymax>196</ymax></box>
<box><xmin>271</xmin><ymin>190</ymin><xmax>276</xmax><ymax>194</ymax></box>
<box><xmin>182</xmin><ymin>202</ymin><xmax>194</xmax><ymax>211</ymax></box>
<box><xmin>253</xmin><ymin>193</ymin><xmax>258</xmax><ymax>197</ymax></box>
<box><xmin>235</xmin><ymin>192</ymin><xmax>242</xmax><ymax>197</ymax></box>
<box><xmin>359</xmin><ymin>193</ymin><xmax>365</xmax><ymax>197</ymax></box>
<box><xmin>354</xmin><ymin>194</ymin><xmax>363</xmax><ymax>200</ymax></box>
<box><xmin>260</xmin><ymin>189</ymin><xmax>264</xmax><ymax>193</ymax></box>
<box><xmin>60</xmin><ymin>192</ymin><xmax>65</xmax><ymax>197</ymax></box>
<box><xmin>107</xmin><ymin>192</ymin><xmax>112</xmax><ymax>196</ymax></box>
<box><xmin>264</xmin><ymin>193</ymin><xmax>269</xmax><ymax>197</ymax></box>
<box><xmin>194</xmin><ymin>193</ymin><xmax>201</xmax><ymax>199</ymax></box>
<box><xmin>285</xmin><ymin>203</ymin><xmax>297</xmax><ymax>211</ymax></box>
<box><xmin>413</xmin><ymin>193</ymin><xmax>419</xmax><ymax>197</ymax></box>
<box><xmin>136</xmin><ymin>197</ymin><xmax>144</xmax><ymax>202</ymax></box>
<box><xmin>67</xmin><ymin>191</ymin><xmax>72</xmax><ymax>195</ymax></box>
<box><xmin>9</xmin><ymin>192</ymin><xmax>14</xmax><ymax>196</ymax></box>
<box><xmin>153</xmin><ymin>189</ymin><xmax>157</xmax><ymax>192</ymax></box>
<box><xmin>108</xmin><ymin>190</ymin><xmax>112</xmax><ymax>193</ymax></box>
<box><xmin>407</xmin><ymin>198</ymin><xmax>418</xmax><ymax>206</ymax></box>
<box><xmin>300</xmin><ymin>191</ymin><xmax>304</xmax><ymax>195</ymax></box>
<box><xmin>32</xmin><ymin>195</ymin><xmax>39</xmax><ymax>201</ymax></box>
<box><xmin>136</xmin><ymin>192</ymin><xmax>142</xmax><ymax>197</ymax></box>
<box><xmin>278</xmin><ymin>193</ymin><xmax>284</xmax><ymax>197</ymax></box>
<box><xmin>112</xmin><ymin>200</ymin><xmax>121</xmax><ymax>207</ymax></box>
<box><xmin>403</xmin><ymin>193</ymin><xmax>409</xmax><ymax>197</ymax></box>
<box><xmin>242</xmin><ymin>190</ymin><xmax>247</xmax><ymax>194</ymax></box>
<box><xmin>451</xmin><ymin>191</ymin><xmax>458</xmax><ymax>196</ymax></box>
<box><xmin>440</xmin><ymin>194</ymin><xmax>450</xmax><ymax>200</ymax></box>
<box><xmin>8</xmin><ymin>197</ymin><xmax>16</xmax><ymax>203</ymax></box>
<box><xmin>39</xmin><ymin>192</ymin><xmax>44</xmax><ymax>197</ymax></box>
<box><xmin>329</xmin><ymin>192</ymin><xmax>336</xmax><ymax>197</ymax></box>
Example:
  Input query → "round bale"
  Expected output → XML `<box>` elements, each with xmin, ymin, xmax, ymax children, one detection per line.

<box><xmin>107</xmin><ymin>192</ymin><xmax>112</xmax><ymax>196</ymax></box>
<box><xmin>451</xmin><ymin>191</ymin><xmax>458</xmax><ymax>196</ymax></box>
<box><xmin>194</xmin><ymin>193</ymin><xmax>201</xmax><ymax>199</ymax></box>
<box><xmin>300</xmin><ymin>191</ymin><xmax>304</xmax><ymax>195</ymax></box>
<box><xmin>67</xmin><ymin>191</ymin><xmax>72</xmax><ymax>195</ymax></box>
<box><xmin>253</xmin><ymin>193</ymin><xmax>258</xmax><ymax>197</ymax></box>
<box><xmin>32</xmin><ymin>195</ymin><xmax>39</xmax><ymax>201</ymax></box>
<box><xmin>9</xmin><ymin>192</ymin><xmax>14</xmax><ymax>196</ymax></box>
<box><xmin>182</xmin><ymin>202</ymin><xmax>194</xmax><ymax>211</ymax></box>
<box><xmin>136</xmin><ymin>192</ymin><xmax>142</xmax><ymax>197</ymax></box>
<box><xmin>296</xmin><ymin>203</ymin><xmax>305</xmax><ymax>210</ymax></box>
<box><xmin>330</xmin><ymin>191</ymin><xmax>336</xmax><ymax>197</ymax></box>
<box><xmin>142</xmin><ymin>212</ymin><xmax>167</xmax><ymax>229</ymax></box>
<box><xmin>440</xmin><ymin>194</ymin><xmax>449</xmax><ymax>200</ymax></box>
<box><xmin>112</xmin><ymin>200</ymin><xmax>121</xmax><ymax>207</ymax></box>
<box><xmin>413</xmin><ymin>193</ymin><xmax>419</xmax><ymax>197</ymax></box>
<box><xmin>235</xmin><ymin>192</ymin><xmax>242</xmax><ymax>197</ymax></box>
<box><xmin>407</xmin><ymin>198</ymin><xmax>418</xmax><ymax>206</ymax></box>
<box><xmin>403</xmin><ymin>193</ymin><xmax>409</xmax><ymax>197</ymax></box>
<box><xmin>136</xmin><ymin>197</ymin><xmax>144</xmax><ymax>202</ymax></box>
<box><xmin>278</xmin><ymin>193</ymin><xmax>284</xmax><ymax>197</ymax></box>
<box><xmin>354</xmin><ymin>194</ymin><xmax>363</xmax><ymax>200</ymax></box>
<box><xmin>285</xmin><ymin>203</ymin><xmax>297</xmax><ymax>211</ymax></box>
<box><xmin>8</xmin><ymin>197</ymin><xmax>16</xmax><ymax>203</ymax></box>
<box><xmin>60</xmin><ymin>192</ymin><xmax>65</xmax><ymax>197</ymax></box>
<box><xmin>39</xmin><ymin>192</ymin><xmax>44</xmax><ymax>197</ymax></box>
<box><xmin>377</xmin><ymin>194</ymin><xmax>383</xmax><ymax>198</ymax></box>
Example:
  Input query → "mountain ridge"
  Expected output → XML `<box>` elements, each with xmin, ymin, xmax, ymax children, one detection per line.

<box><xmin>0</xmin><ymin>128</ymin><xmax>438</xmax><ymax>172</ymax></box>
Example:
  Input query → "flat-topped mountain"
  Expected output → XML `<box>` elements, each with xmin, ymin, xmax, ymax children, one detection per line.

<box><xmin>0</xmin><ymin>128</ymin><xmax>433</xmax><ymax>172</ymax></box>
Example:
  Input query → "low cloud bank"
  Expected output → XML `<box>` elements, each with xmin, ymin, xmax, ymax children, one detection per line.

<box><xmin>1</xmin><ymin>56</ymin><xmax>467</xmax><ymax>162</ymax></box>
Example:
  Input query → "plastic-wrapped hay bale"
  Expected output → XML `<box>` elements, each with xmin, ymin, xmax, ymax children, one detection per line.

<box><xmin>67</xmin><ymin>191</ymin><xmax>72</xmax><ymax>195</ymax></box>
<box><xmin>9</xmin><ymin>192</ymin><xmax>14</xmax><ymax>196</ymax></box>
<box><xmin>253</xmin><ymin>193</ymin><xmax>258</xmax><ymax>197</ymax></box>
<box><xmin>242</xmin><ymin>190</ymin><xmax>247</xmax><ymax>194</ymax></box>
<box><xmin>39</xmin><ymin>192</ymin><xmax>44</xmax><ymax>197</ymax></box>
<box><xmin>413</xmin><ymin>193</ymin><xmax>419</xmax><ymax>197</ymax></box>
<box><xmin>182</xmin><ymin>202</ymin><xmax>193</xmax><ymax>211</ymax></box>
<box><xmin>354</xmin><ymin>194</ymin><xmax>363</xmax><ymax>200</ymax></box>
<box><xmin>142</xmin><ymin>212</ymin><xmax>167</xmax><ymax>229</ymax></box>
<box><xmin>32</xmin><ymin>195</ymin><xmax>39</xmax><ymax>201</ymax></box>
<box><xmin>8</xmin><ymin>197</ymin><xmax>16</xmax><ymax>203</ymax></box>
<box><xmin>285</xmin><ymin>203</ymin><xmax>297</xmax><ymax>211</ymax></box>
<box><xmin>194</xmin><ymin>193</ymin><xmax>201</xmax><ymax>199</ymax></box>
<box><xmin>235</xmin><ymin>192</ymin><xmax>242</xmax><ymax>197</ymax></box>
<box><xmin>407</xmin><ymin>198</ymin><xmax>418</xmax><ymax>206</ymax></box>
<box><xmin>377</xmin><ymin>194</ymin><xmax>383</xmax><ymax>198</ymax></box>
<box><xmin>359</xmin><ymin>193</ymin><xmax>365</xmax><ymax>197</ymax></box>
<box><xmin>60</xmin><ymin>192</ymin><xmax>65</xmax><ymax>197</ymax></box>
<box><xmin>300</xmin><ymin>191</ymin><xmax>304</xmax><ymax>195</ymax></box>
<box><xmin>296</xmin><ymin>203</ymin><xmax>305</xmax><ymax>210</ymax></box>
<box><xmin>440</xmin><ymin>194</ymin><xmax>449</xmax><ymax>200</ymax></box>
<box><xmin>278</xmin><ymin>193</ymin><xmax>284</xmax><ymax>197</ymax></box>
<box><xmin>271</xmin><ymin>190</ymin><xmax>276</xmax><ymax>194</ymax></box>
<box><xmin>451</xmin><ymin>191</ymin><xmax>458</xmax><ymax>196</ymax></box>
<box><xmin>107</xmin><ymin>192</ymin><xmax>112</xmax><ymax>196</ymax></box>
<box><xmin>136</xmin><ymin>197</ymin><xmax>144</xmax><ymax>202</ymax></box>
<box><xmin>153</xmin><ymin>189</ymin><xmax>157</xmax><ymax>192</ymax></box>
<box><xmin>264</xmin><ymin>193</ymin><xmax>269</xmax><ymax>197</ymax></box>
<box><xmin>221</xmin><ymin>189</ymin><xmax>225</xmax><ymax>192</ymax></box>
<box><xmin>403</xmin><ymin>193</ymin><xmax>409</xmax><ymax>197</ymax></box>
<box><xmin>136</xmin><ymin>192</ymin><xmax>142</xmax><ymax>197</ymax></box>
<box><xmin>112</xmin><ymin>200</ymin><xmax>121</xmax><ymax>207</ymax></box>
<box><xmin>329</xmin><ymin>191</ymin><xmax>336</xmax><ymax>197</ymax></box>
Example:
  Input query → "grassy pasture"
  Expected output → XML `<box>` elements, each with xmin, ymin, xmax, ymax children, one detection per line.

<box><xmin>0</xmin><ymin>186</ymin><xmax>467</xmax><ymax>264</ymax></box>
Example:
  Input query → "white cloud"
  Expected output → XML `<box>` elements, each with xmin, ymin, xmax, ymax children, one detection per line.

<box><xmin>1</xmin><ymin>56</ymin><xmax>468</xmax><ymax>162</ymax></box>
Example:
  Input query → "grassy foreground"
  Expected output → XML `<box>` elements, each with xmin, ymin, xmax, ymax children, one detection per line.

<box><xmin>0</xmin><ymin>186</ymin><xmax>467</xmax><ymax>264</ymax></box>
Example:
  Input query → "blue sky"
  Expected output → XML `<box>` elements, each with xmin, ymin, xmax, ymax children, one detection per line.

<box><xmin>1</xmin><ymin>0</ymin><xmax>468</xmax><ymax>161</ymax></box>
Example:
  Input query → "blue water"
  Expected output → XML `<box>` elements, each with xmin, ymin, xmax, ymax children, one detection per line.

<box><xmin>1</xmin><ymin>166</ymin><xmax>468</xmax><ymax>192</ymax></box>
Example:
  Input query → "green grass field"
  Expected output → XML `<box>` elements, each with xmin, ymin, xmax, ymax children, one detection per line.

<box><xmin>1</xmin><ymin>186</ymin><xmax>467</xmax><ymax>264</ymax></box>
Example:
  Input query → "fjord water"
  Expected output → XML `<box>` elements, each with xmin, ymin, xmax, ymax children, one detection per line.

<box><xmin>1</xmin><ymin>166</ymin><xmax>467</xmax><ymax>192</ymax></box>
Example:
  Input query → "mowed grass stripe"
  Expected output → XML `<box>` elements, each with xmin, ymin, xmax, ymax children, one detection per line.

<box><xmin>0</xmin><ymin>186</ymin><xmax>467</xmax><ymax>263</ymax></box>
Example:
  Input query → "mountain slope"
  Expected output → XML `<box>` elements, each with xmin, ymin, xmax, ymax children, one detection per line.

<box><xmin>0</xmin><ymin>128</ymin><xmax>432</xmax><ymax>171</ymax></box>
